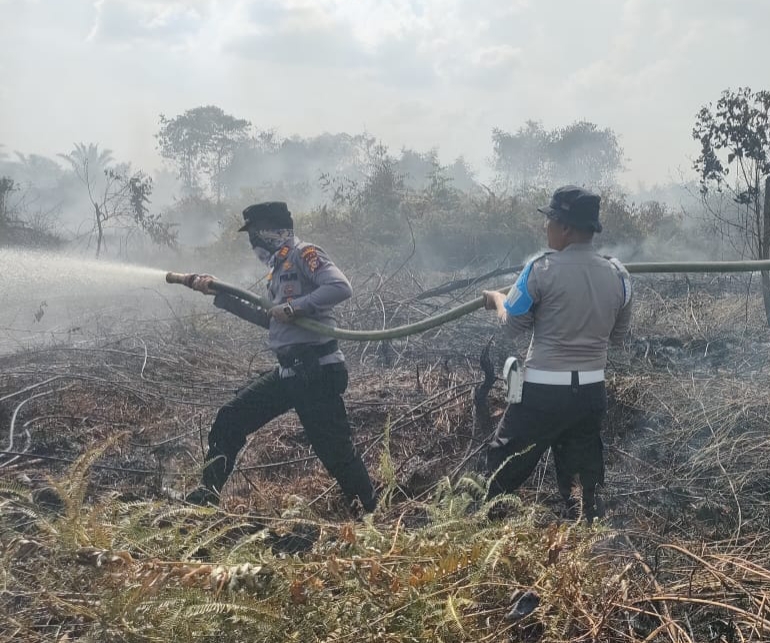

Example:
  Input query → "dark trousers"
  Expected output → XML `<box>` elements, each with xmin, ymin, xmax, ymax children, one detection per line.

<box><xmin>485</xmin><ymin>380</ymin><xmax>607</xmax><ymax>509</ymax></box>
<box><xmin>200</xmin><ymin>362</ymin><xmax>375</xmax><ymax>510</ymax></box>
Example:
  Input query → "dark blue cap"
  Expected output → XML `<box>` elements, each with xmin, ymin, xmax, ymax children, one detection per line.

<box><xmin>238</xmin><ymin>202</ymin><xmax>293</xmax><ymax>231</ymax></box>
<box><xmin>537</xmin><ymin>185</ymin><xmax>602</xmax><ymax>233</ymax></box>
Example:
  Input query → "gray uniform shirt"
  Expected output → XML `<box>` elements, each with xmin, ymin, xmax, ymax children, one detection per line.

<box><xmin>503</xmin><ymin>242</ymin><xmax>632</xmax><ymax>371</ymax></box>
<box><xmin>266</xmin><ymin>236</ymin><xmax>352</xmax><ymax>356</ymax></box>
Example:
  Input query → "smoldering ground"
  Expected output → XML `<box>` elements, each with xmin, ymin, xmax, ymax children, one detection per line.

<box><xmin>3</xmin><ymin>256</ymin><xmax>770</xmax><ymax>641</ymax></box>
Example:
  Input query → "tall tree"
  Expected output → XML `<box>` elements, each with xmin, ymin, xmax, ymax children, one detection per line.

<box><xmin>0</xmin><ymin>176</ymin><xmax>14</xmax><ymax>226</ymax></box>
<box><xmin>156</xmin><ymin>105</ymin><xmax>251</xmax><ymax>203</ymax></box>
<box><xmin>549</xmin><ymin>120</ymin><xmax>625</xmax><ymax>187</ymax></box>
<box><xmin>693</xmin><ymin>87</ymin><xmax>770</xmax><ymax>324</ymax></box>
<box><xmin>320</xmin><ymin>141</ymin><xmax>409</xmax><ymax>252</ymax></box>
<box><xmin>60</xmin><ymin>143</ymin><xmax>175</xmax><ymax>257</ymax></box>
<box><xmin>223</xmin><ymin>131</ymin><xmax>380</xmax><ymax>211</ymax></box>
<box><xmin>491</xmin><ymin>120</ymin><xmax>624</xmax><ymax>189</ymax></box>
<box><xmin>492</xmin><ymin>121</ymin><xmax>551</xmax><ymax>188</ymax></box>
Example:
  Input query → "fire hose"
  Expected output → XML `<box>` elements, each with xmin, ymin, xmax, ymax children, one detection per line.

<box><xmin>166</xmin><ymin>260</ymin><xmax>770</xmax><ymax>342</ymax></box>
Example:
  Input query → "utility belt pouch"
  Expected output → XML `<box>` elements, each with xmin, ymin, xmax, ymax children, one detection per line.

<box><xmin>503</xmin><ymin>357</ymin><xmax>523</xmax><ymax>404</ymax></box>
<box><xmin>277</xmin><ymin>341</ymin><xmax>338</xmax><ymax>383</ymax></box>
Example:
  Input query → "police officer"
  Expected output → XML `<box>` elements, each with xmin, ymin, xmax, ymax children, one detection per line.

<box><xmin>482</xmin><ymin>186</ymin><xmax>632</xmax><ymax>521</ymax></box>
<box><xmin>185</xmin><ymin>201</ymin><xmax>376</xmax><ymax>513</ymax></box>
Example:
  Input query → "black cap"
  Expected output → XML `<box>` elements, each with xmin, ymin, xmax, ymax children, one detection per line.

<box><xmin>537</xmin><ymin>185</ymin><xmax>602</xmax><ymax>233</ymax></box>
<box><xmin>238</xmin><ymin>202</ymin><xmax>293</xmax><ymax>231</ymax></box>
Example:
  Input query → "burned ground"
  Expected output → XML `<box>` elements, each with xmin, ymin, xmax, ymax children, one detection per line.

<box><xmin>2</xmin><ymin>271</ymin><xmax>770</xmax><ymax>642</ymax></box>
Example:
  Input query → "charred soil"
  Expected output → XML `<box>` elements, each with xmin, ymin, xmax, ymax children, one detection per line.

<box><xmin>2</xmin><ymin>272</ymin><xmax>770</xmax><ymax>642</ymax></box>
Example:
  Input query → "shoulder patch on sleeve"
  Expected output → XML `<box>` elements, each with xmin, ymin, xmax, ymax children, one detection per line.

<box><xmin>298</xmin><ymin>243</ymin><xmax>328</xmax><ymax>273</ymax></box>
<box><xmin>503</xmin><ymin>252</ymin><xmax>549</xmax><ymax>316</ymax></box>
<box><xmin>607</xmin><ymin>256</ymin><xmax>632</xmax><ymax>307</ymax></box>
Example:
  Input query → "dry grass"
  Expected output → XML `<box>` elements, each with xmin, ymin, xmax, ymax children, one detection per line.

<box><xmin>2</xmin><ymin>271</ymin><xmax>770</xmax><ymax>641</ymax></box>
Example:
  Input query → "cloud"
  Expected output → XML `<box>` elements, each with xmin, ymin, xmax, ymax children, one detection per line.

<box><xmin>3</xmin><ymin>0</ymin><xmax>770</xmax><ymax>189</ymax></box>
<box><xmin>453</xmin><ymin>44</ymin><xmax>523</xmax><ymax>88</ymax></box>
<box><xmin>224</xmin><ymin>0</ymin><xmax>529</xmax><ymax>88</ymax></box>
<box><xmin>87</xmin><ymin>0</ymin><xmax>205</xmax><ymax>45</ymax></box>
<box><xmin>223</xmin><ymin>0</ymin><xmax>440</xmax><ymax>87</ymax></box>
<box><xmin>225</xmin><ymin>4</ymin><xmax>369</xmax><ymax>69</ymax></box>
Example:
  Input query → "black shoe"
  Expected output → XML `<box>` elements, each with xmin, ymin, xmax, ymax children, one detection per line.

<box><xmin>584</xmin><ymin>496</ymin><xmax>605</xmax><ymax>523</ymax></box>
<box><xmin>362</xmin><ymin>490</ymin><xmax>379</xmax><ymax>514</ymax></box>
<box><xmin>266</xmin><ymin>523</ymin><xmax>320</xmax><ymax>555</ymax></box>
<box><xmin>349</xmin><ymin>497</ymin><xmax>376</xmax><ymax>522</ymax></box>
<box><xmin>487</xmin><ymin>500</ymin><xmax>517</xmax><ymax>521</ymax></box>
<box><xmin>563</xmin><ymin>499</ymin><xmax>580</xmax><ymax>521</ymax></box>
<box><xmin>185</xmin><ymin>487</ymin><xmax>220</xmax><ymax>507</ymax></box>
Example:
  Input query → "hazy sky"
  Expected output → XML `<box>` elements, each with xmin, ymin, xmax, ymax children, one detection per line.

<box><xmin>1</xmin><ymin>0</ymin><xmax>768</xmax><ymax>188</ymax></box>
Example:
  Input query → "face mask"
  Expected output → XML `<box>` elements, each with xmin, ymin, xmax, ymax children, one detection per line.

<box><xmin>248</xmin><ymin>228</ymin><xmax>293</xmax><ymax>252</ymax></box>
<box><xmin>254</xmin><ymin>247</ymin><xmax>273</xmax><ymax>265</ymax></box>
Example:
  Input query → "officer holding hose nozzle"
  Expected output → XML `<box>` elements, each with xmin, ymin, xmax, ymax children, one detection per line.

<box><xmin>183</xmin><ymin>201</ymin><xmax>376</xmax><ymax>514</ymax></box>
<box><xmin>482</xmin><ymin>186</ymin><xmax>633</xmax><ymax>522</ymax></box>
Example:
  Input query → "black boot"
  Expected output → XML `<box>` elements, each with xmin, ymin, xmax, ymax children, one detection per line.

<box><xmin>583</xmin><ymin>494</ymin><xmax>605</xmax><ymax>523</ymax></box>
<box><xmin>186</xmin><ymin>449</ymin><xmax>231</xmax><ymax>507</ymax></box>
<box><xmin>185</xmin><ymin>486</ymin><xmax>220</xmax><ymax>507</ymax></box>
<box><xmin>334</xmin><ymin>457</ymin><xmax>377</xmax><ymax>515</ymax></box>
<box><xmin>361</xmin><ymin>488</ymin><xmax>379</xmax><ymax>514</ymax></box>
<box><xmin>563</xmin><ymin>497</ymin><xmax>580</xmax><ymax>521</ymax></box>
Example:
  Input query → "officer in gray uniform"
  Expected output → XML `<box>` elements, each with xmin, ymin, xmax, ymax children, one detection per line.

<box><xmin>482</xmin><ymin>186</ymin><xmax>632</xmax><ymax>521</ymax></box>
<box><xmin>185</xmin><ymin>201</ymin><xmax>376</xmax><ymax>513</ymax></box>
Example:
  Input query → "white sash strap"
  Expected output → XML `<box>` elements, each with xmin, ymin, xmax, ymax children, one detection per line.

<box><xmin>523</xmin><ymin>368</ymin><xmax>604</xmax><ymax>385</ymax></box>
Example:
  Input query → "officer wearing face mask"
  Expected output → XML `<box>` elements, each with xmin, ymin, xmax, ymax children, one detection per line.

<box><xmin>184</xmin><ymin>202</ymin><xmax>377</xmax><ymax>514</ymax></box>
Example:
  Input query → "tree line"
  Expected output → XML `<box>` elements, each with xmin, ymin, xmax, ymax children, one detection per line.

<box><xmin>2</xmin><ymin>88</ymin><xmax>769</xmax><ymax>298</ymax></box>
<box><xmin>0</xmin><ymin>107</ymin><xmax>648</xmax><ymax>260</ymax></box>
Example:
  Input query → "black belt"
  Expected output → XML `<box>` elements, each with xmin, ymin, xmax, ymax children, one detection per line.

<box><xmin>276</xmin><ymin>340</ymin><xmax>339</xmax><ymax>368</ymax></box>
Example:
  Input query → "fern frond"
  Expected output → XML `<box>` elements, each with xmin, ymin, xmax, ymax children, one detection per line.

<box><xmin>0</xmin><ymin>479</ymin><xmax>34</xmax><ymax>501</ymax></box>
<box><xmin>482</xmin><ymin>532</ymin><xmax>513</xmax><ymax>569</ymax></box>
<box><xmin>46</xmin><ymin>432</ymin><xmax>130</xmax><ymax>547</ymax></box>
<box><xmin>181</xmin><ymin>600</ymin><xmax>277</xmax><ymax>621</ymax></box>
<box><xmin>151</xmin><ymin>504</ymin><xmax>214</xmax><ymax>526</ymax></box>
<box><xmin>418</xmin><ymin>517</ymin><xmax>466</xmax><ymax>537</ymax></box>
<box><xmin>453</xmin><ymin>472</ymin><xmax>487</xmax><ymax>499</ymax></box>
<box><xmin>223</xmin><ymin>530</ymin><xmax>270</xmax><ymax>561</ymax></box>
<box><xmin>180</xmin><ymin>518</ymin><xmax>248</xmax><ymax>560</ymax></box>
<box><xmin>443</xmin><ymin>594</ymin><xmax>471</xmax><ymax>636</ymax></box>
